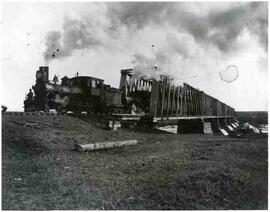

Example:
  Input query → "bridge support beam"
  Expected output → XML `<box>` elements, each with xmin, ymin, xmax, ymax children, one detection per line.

<box><xmin>209</xmin><ymin>118</ymin><xmax>220</xmax><ymax>133</ymax></box>
<box><xmin>219</xmin><ymin>118</ymin><xmax>227</xmax><ymax>130</ymax></box>
<box><xmin>202</xmin><ymin>120</ymin><xmax>213</xmax><ymax>135</ymax></box>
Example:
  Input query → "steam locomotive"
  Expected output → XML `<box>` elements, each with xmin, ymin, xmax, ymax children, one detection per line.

<box><xmin>24</xmin><ymin>66</ymin><xmax>123</xmax><ymax>113</ymax></box>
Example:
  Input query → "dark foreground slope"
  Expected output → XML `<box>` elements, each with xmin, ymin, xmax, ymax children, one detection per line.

<box><xmin>2</xmin><ymin>114</ymin><xmax>268</xmax><ymax>209</ymax></box>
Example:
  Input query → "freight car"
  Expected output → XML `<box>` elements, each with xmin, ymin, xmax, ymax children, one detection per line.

<box><xmin>119</xmin><ymin>69</ymin><xmax>235</xmax><ymax>126</ymax></box>
<box><xmin>24</xmin><ymin>66</ymin><xmax>123</xmax><ymax>113</ymax></box>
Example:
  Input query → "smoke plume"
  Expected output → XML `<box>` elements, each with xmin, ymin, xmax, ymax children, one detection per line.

<box><xmin>44</xmin><ymin>17</ymin><xmax>105</xmax><ymax>63</ymax></box>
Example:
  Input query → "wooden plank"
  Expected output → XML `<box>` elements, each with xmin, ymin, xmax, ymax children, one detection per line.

<box><xmin>190</xmin><ymin>87</ymin><xmax>194</xmax><ymax>115</ymax></box>
<box><xmin>125</xmin><ymin>84</ymin><xmax>128</xmax><ymax>96</ymax></box>
<box><xmin>197</xmin><ymin>92</ymin><xmax>200</xmax><ymax>115</ymax></box>
<box><xmin>201</xmin><ymin>92</ymin><xmax>203</xmax><ymax>115</ymax></box>
<box><xmin>196</xmin><ymin>90</ymin><xmax>199</xmax><ymax>115</ymax></box>
<box><xmin>149</xmin><ymin>81</ymin><xmax>160</xmax><ymax>117</ymax></box>
<box><xmin>167</xmin><ymin>80</ymin><xmax>171</xmax><ymax>119</ymax></box>
<box><xmin>160</xmin><ymin>79</ymin><xmax>166</xmax><ymax>119</ymax></box>
<box><xmin>193</xmin><ymin>92</ymin><xmax>196</xmax><ymax>115</ymax></box>
<box><xmin>181</xmin><ymin>86</ymin><xmax>185</xmax><ymax>116</ymax></box>
<box><xmin>183</xmin><ymin>85</ymin><xmax>186</xmax><ymax>116</ymax></box>
<box><xmin>75</xmin><ymin>140</ymin><xmax>138</xmax><ymax>152</ymax></box>
<box><xmin>180</xmin><ymin>86</ymin><xmax>183</xmax><ymax>116</ymax></box>
<box><xmin>190</xmin><ymin>87</ymin><xmax>193</xmax><ymax>115</ymax></box>
<box><xmin>195</xmin><ymin>92</ymin><xmax>198</xmax><ymax>115</ymax></box>
<box><xmin>119</xmin><ymin>72</ymin><xmax>127</xmax><ymax>89</ymax></box>
<box><xmin>186</xmin><ymin>85</ymin><xmax>190</xmax><ymax>116</ymax></box>
<box><xmin>189</xmin><ymin>87</ymin><xmax>194</xmax><ymax>115</ymax></box>
<box><xmin>157</xmin><ymin>82</ymin><xmax>162</xmax><ymax>116</ymax></box>
<box><xmin>181</xmin><ymin>86</ymin><xmax>186</xmax><ymax>116</ymax></box>
<box><xmin>203</xmin><ymin>93</ymin><xmax>206</xmax><ymax>115</ymax></box>
<box><xmin>188</xmin><ymin>86</ymin><xmax>191</xmax><ymax>116</ymax></box>
<box><xmin>176</xmin><ymin>86</ymin><xmax>180</xmax><ymax>116</ymax></box>
<box><xmin>171</xmin><ymin>85</ymin><xmax>176</xmax><ymax>116</ymax></box>
<box><xmin>137</xmin><ymin>80</ymin><xmax>140</xmax><ymax>91</ymax></box>
<box><xmin>135</xmin><ymin>79</ymin><xmax>138</xmax><ymax>92</ymax></box>
<box><xmin>200</xmin><ymin>92</ymin><xmax>203</xmax><ymax>116</ymax></box>
<box><xmin>193</xmin><ymin>91</ymin><xmax>197</xmax><ymax>115</ymax></box>
<box><xmin>130</xmin><ymin>79</ymin><xmax>133</xmax><ymax>92</ymax></box>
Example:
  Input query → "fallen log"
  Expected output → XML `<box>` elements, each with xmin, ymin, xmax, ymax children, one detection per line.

<box><xmin>75</xmin><ymin>139</ymin><xmax>138</xmax><ymax>152</ymax></box>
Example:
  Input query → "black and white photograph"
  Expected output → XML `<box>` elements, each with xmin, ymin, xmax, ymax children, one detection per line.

<box><xmin>1</xmin><ymin>1</ymin><xmax>268</xmax><ymax>210</ymax></box>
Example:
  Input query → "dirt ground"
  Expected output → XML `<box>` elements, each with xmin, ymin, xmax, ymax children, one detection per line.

<box><xmin>2</xmin><ymin>114</ymin><xmax>268</xmax><ymax>210</ymax></box>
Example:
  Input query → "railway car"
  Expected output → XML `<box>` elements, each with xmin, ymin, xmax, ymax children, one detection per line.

<box><xmin>119</xmin><ymin>68</ymin><xmax>235</xmax><ymax>123</ymax></box>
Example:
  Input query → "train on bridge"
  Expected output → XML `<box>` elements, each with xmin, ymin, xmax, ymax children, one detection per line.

<box><xmin>24</xmin><ymin>66</ymin><xmax>236</xmax><ymax>132</ymax></box>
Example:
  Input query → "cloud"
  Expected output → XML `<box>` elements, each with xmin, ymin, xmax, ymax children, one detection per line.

<box><xmin>43</xmin><ymin>2</ymin><xmax>267</xmax><ymax>66</ymax></box>
<box><xmin>245</xmin><ymin>2</ymin><xmax>268</xmax><ymax>51</ymax></box>
<box><xmin>257</xmin><ymin>55</ymin><xmax>268</xmax><ymax>72</ymax></box>
<box><xmin>106</xmin><ymin>2</ymin><xmax>268</xmax><ymax>53</ymax></box>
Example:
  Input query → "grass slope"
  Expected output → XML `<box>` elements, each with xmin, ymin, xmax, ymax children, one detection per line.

<box><xmin>2</xmin><ymin>114</ymin><xmax>268</xmax><ymax>209</ymax></box>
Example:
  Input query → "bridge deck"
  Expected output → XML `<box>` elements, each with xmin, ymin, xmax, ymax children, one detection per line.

<box><xmin>153</xmin><ymin>115</ymin><xmax>235</xmax><ymax>122</ymax></box>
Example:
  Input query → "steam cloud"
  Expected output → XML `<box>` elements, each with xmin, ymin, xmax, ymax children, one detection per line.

<box><xmin>43</xmin><ymin>2</ymin><xmax>268</xmax><ymax>82</ymax></box>
<box><xmin>44</xmin><ymin>17</ymin><xmax>104</xmax><ymax>63</ymax></box>
<box><xmin>130</xmin><ymin>32</ymin><xmax>199</xmax><ymax>82</ymax></box>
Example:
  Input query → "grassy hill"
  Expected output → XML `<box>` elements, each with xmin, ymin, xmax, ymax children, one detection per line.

<box><xmin>2</xmin><ymin>114</ymin><xmax>268</xmax><ymax>210</ymax></box>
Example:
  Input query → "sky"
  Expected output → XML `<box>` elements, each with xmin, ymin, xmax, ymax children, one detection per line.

<box><xmin>0</xmin><ymin>1</ymin><xmax>268</xmax><ymax>111</ymax></box>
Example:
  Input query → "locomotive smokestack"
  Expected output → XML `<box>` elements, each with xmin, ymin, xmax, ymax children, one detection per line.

<box><xmin>36</xmin><ymin>66</ymin><xmax>49</xmax><ymax>82</ymax></box>
<box><xmin>40</xmin><ymin>66</ymin><xmax>49</xmax><ymax>82</ymax></box>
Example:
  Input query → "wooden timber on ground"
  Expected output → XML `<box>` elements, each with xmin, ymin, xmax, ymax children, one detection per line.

<box><xmin>75</xmin><ymin>139</ymin><xmax>138</xmax><ymax>152</ymax></box>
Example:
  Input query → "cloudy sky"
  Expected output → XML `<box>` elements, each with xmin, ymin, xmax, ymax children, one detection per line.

<box><xmin>1</xmin><ymin>1</ymin><xmax>268</xmax><ymax>111</ymax></box>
